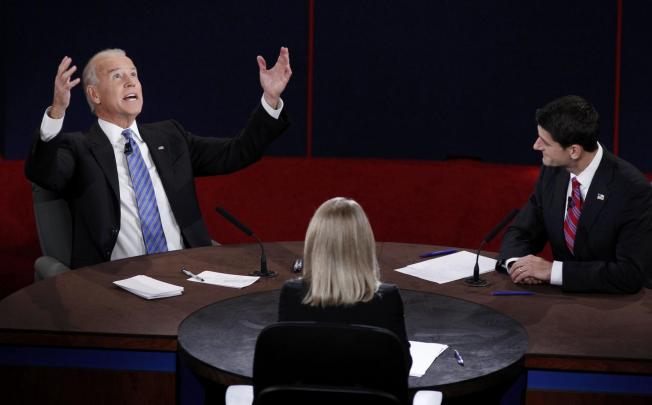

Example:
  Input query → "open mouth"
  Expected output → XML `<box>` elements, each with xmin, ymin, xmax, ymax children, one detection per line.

<box><xmin>123</xmin><ymin>93</ymin><xmax>138</xmax><ymax>101</ymax></box>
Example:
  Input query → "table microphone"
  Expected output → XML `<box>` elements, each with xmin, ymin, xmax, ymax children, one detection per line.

<box><xmin>465</xmin><ymin>208</ymin><xmax>519</xmax><ymax>287</ymax></box>
<box><xmin>215</xmin><ymin>207</ymin><xmax>276</xmax><ymax>278</ymax></box>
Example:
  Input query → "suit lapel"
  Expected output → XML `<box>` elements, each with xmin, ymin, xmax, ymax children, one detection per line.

<box><xmin>88</xmin><ymin>123</ymin><xmax>120</xmax><ymax>202</ymax></box>
<box><xmin>575</xmin><ymin>151</ymin><xmax>614</xmax><ymax>256</ymax></box>
<box><xmin>550</xmin><ymin>169</ymin><xmax>570</xmax><ymax>252</ymax></box>
<box><xmin>138</xmin><ymin>124</ymin><xmax>173</xmax><ymax>190</ymax></box>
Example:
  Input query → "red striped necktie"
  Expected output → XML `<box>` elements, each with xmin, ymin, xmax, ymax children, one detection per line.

<box><xmin>563</xmin><ymin>177</ymin><xmax>582</xmax><ymax>254</ymax></box>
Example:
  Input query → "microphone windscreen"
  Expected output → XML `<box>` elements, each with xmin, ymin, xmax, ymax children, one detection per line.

<box><xmin>215</xmin><ymin>207</ymin><xmax>254</xmax><ymax>236</ymax></box>
<box><xmin>482</xmin><ymin>208</ymin><xmax>519</xmax><ymax>244</ymax></box>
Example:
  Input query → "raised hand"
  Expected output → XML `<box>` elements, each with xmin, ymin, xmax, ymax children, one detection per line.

<box><xmin>257</xmin><ymin>47</ymin><xmax>292</xmax><ymax>109</ymax></box>
<box><xmin>50</xmin><ymin>56</ymin><xmax>81</xmax><ymax>119</ymax></box>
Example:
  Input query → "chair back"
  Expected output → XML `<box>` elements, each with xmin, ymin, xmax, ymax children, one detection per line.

<box><xmin>252</xmin><ymin>322</ymin><xmax>409</xmax><ymax>404</ymax></box>
<box><xmin>32</xmin><ymin>183</ymin><xmax>72</xmax><ymax>267</ymax></box>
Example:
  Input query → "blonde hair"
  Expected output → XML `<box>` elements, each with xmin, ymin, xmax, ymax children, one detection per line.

<box><xmin>82</xmin><ymin>48</ymin><xmax>127</xmax><ymax>113</ymax></box>
<box><xmin>302</xmin><ymin>197</ymin><xmax>380</xmax><ymax>307</ymax></box>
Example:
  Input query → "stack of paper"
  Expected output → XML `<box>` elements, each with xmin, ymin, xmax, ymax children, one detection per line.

<box><xmin>396</xmin><ymin>250</ymin><xmax>497</xmax><ymax>284</ymax></box>
<box><xmin>409</xmin><ymin>341</ymin><xmax>449</xmax><ymax>377</ymax></box>
<box><xmin>114</xmin><ymin>275</ymin><xmax>184</xmax><ymax>299</ymax></box>
<box><xmin>187</xmin><ymin>271</ymin><xmax>259</xmax><ymax>288</ymax></box>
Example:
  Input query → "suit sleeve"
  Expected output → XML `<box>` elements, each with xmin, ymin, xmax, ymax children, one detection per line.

<box><xmin>385</xmin><ymin>286</ymin><xmax>413</xmax><ymax>369</ymax></box>
<box><xmin>24</xmin><ymin>131</ymin><xmax>77</xmax><ymax>192</ymax></box>
<box><xmin>278</xmin><ymin>283</ymin><xmax>291</xmax><ymax>322</ymax></box>
<box><xmin>499</xmin><ymin>168</ymin><xmax>550</xmax><ymax>264</ymax></box>
<box><xmin>181</xmin><ymin>104</ymin><xmax>290</xmax><ymax>177</ymax></box>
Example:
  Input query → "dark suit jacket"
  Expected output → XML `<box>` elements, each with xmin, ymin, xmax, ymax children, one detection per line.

<box><xmin>500</xmin><ymin>150</ymin><xmax>652</xmax><ymax>294</ymax></box>
<box><xmin>25</xmin><ymin>105</ymin><xmax>289</xmax><ymax>268</ymax></box>
<box><xmin>278</xmin><ymin>279</ymin><xmax>412</xmax><ymax>368</ymax></box>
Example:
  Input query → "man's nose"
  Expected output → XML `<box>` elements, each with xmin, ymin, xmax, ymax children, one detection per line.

<box><xmin>533</xmin><ymin>138</ymin><xmax>542</xmax><ymax>150</ymax></box>
<box><xmin>124</xmin><ymin>76</ymin><xmax>136</xmax><ymax>86</ymax></box>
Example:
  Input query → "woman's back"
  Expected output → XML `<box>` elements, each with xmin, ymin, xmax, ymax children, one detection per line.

<box><xmin>278</xmin><ymin>278</ymin><xmax>412</xmax><ymax>367</ymax></box>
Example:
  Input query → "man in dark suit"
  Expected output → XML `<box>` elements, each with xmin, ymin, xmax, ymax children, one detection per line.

<box><xmin>499</xmin><ymin>95</ymin><xmax>652</xmax><ymax>294</ymax></box>
<box><xmin>25</xmin><ymin>48</ymin><xmax>292</xmax><ymax>268</ymax></box>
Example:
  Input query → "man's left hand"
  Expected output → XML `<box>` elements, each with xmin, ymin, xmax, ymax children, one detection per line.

<box><xmin>258</xmin><ymin>46</ymin><xmax>292</xmax><ymax>109</ymax></box>
<box><xmin>510</xmin><ymin>254</ymin><xmax>552</xmax><ymax>284</ymax></box>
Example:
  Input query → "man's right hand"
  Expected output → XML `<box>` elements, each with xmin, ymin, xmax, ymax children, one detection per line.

<box><xmin>49</xmin><ymin>56</ymin><xmax>81</xmax><ymax>119</ymax></box>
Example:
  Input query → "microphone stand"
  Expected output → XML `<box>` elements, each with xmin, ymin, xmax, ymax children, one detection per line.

<box><xmin>250</xmin><ymin>233</ymin><xmax>274</xmax><ymax>277</ymax></box>
<box><xmin>465</xmin><ymin>208</ymin><xmax>519</xmax><ymax>287</ymax></box>
<box><xmin>465</xmin><ymin>242</ymin><xmax>489</xmax><ymax>287</ymax></box>
<box><xmin>215</xmin><ymin>207</ymin><xmax>276</xmax><ymax>278</ymax></box>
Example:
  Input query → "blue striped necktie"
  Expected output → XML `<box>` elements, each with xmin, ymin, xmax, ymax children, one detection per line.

<box><xmin>121</xmin><ymin>129</ymin><xmax>168</xmax><ymax>254</ymax></box>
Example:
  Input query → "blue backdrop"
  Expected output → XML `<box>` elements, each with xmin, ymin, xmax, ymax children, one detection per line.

<box><xmin>2</xmin><ymin>0</ymin><xmax>650</xmax><ymax>171</ymax></box>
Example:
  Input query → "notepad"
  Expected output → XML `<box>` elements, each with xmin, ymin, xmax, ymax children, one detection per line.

<box><xmin>409</xmin><ymin>341</ymin><xmax>449</xmax><ymax>377</ymax></box>
<box><xmin>113</xmin><ymin>275</ymin><xmax>184</xmax><ymax>299</ymax></box>
<box><xmin>187</xmin><ymin>271</ymin><xmax>259</xmax><ymax>288</ymax></box>
<box><xmin>396</xmin><ymin>250</ymin><xmax>497</xmax><ymax>284</ymax></box>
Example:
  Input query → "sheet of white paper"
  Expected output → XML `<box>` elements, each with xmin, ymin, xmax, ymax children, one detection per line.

<box><xmin>396</xmin><ymin>250</ymin><xmax>497</xmax><ymax>284</ymax></box>
<box><xmin>113</xmin><ymin>275</ymin><xmax>184</xmax><ymax>300</ymax></box>
<box><xmin>188</xmin><ymin>271</ymin><xmax>259</xmax><ymax>288</ymax></box>
<box><xmin>409</xmin><ymin>340</ymin><xmax>449</xmax><ymax>377</ymax></box>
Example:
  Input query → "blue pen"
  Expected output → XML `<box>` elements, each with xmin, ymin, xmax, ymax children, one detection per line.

<box><xmin>419</xmin><ymin>248</ymin><xmax>458</xmax><ymax>258</ymax></box>
<box><xmin>453</xmin><ymin>349</ymin><xmax>464</xmax><ymax>366</ymax></box>
<box><xmin>491</xmin><ymin>291</ymin><xmax>535</xmax><ymax>296</ymax></box>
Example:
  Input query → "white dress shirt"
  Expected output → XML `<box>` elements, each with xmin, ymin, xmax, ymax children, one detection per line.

<box><xmin>39</xmin><ymin>95</ymin><xmax>283</xmax><ymax>260</ymax></box>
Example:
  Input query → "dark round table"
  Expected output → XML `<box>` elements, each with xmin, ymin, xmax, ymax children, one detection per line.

<box><xmin>178</xmin><ymin>289</ymin><xmax>528</xmax><ymax>397</ymax></box>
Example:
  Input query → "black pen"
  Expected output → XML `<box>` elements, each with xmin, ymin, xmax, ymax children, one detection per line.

<box><xmin>453</xmin><ymin>349</ymin><xmax>464</xmax><ymax>366</ymax></box>
<box><xmin>181</xmin><ymin>268</ymin><xmax>205</xmax><ymax>282</ymax></box>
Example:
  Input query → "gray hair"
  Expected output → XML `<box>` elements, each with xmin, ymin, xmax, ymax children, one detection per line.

<box><xmin>82</xmin><ymin>48</ymin><xmax>127</xmax><ymax>113</ymax></box>
<box><xmin>302</xmin><ymin>197</ymin><xmax>380</xmax><ymax>307</ymax></box>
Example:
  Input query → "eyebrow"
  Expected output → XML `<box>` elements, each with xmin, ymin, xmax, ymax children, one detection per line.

<box><xmin>107</xmin><ymin>67</ymin><xmax>137</xmax><ymax>74</ymax></box>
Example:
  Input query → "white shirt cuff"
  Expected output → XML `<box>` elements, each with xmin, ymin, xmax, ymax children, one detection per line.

<box><xmin>505</xmin><ymin>257</ymin><xmax>519</xmax><ymax>273</ymax></box>
<box><xmin>260</xmin><ymin>95</ymin><xmax>283</xmax><ymax>119</ymax></box>
<box><xmin>40</xmin><ymin>107</ymin><xmax>64</xmax><ymax>141</ymax></box>
<box><xmin>550</xmin><ymin>260</ymin><xmax>563</xmax><ymax>285</ymax></box>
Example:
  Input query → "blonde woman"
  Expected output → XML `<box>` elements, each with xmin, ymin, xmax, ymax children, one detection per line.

<box><xmin>278</xmin><ymin>197</ymin><xmax>411</xmax><ymax>367</ymax></box>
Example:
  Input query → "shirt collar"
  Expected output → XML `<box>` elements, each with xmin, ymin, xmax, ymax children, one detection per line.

<box><xmin>572</xmin><ymin>142</ymin><xmax>603</xmax><ymax>190</ymax></box>
<box><xmin>97</xmin><ymin>118</ymin><xmax>142</xmax><ymax>147</ymax></box>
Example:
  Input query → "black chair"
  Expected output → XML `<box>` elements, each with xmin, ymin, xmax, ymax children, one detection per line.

<box><xmin>225</xmin><ymin>322</ymin><xmax>442</xmax><ymax>405</ymax></box>
<box><xmin>32</xmin><ymin>183</ymin><xmax>72</xmax><ymax>280</ymax></box>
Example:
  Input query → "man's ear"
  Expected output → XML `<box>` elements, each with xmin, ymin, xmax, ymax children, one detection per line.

<box><xmin>569</xmin><ymin>144</ymin><xmax>583</xmax><ymax>160</ymax></box>
<box><xmin>87</xmin><ymin>85</ymin><xmax>100</xmax><ymax>106</ymax></box>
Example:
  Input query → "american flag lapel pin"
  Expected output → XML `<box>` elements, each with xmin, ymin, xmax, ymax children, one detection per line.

<box><xmin>597</xmin><ymin>193</ymin><xmax>605</xmax><ymax>200</ymax></box>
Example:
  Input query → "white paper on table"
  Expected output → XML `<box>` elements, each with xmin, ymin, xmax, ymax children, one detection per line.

<box><xmin>187</xmin><ymin>271</ymin><xmax>259</xmax><ymax>288</ymax></box>
<box><xmin>395</xmin><ymin>250</ymin><xmax>497</xmax><ymax>284</ymax></box>
<box><xmin>113</xmin><ymin>275</ymin><xmax>183</xmax><ymax>300</ymax></box>
<box><xmin>409</xmin><ymin>340</ymin><xmax>449</xmax><ymax>377</ymax></box>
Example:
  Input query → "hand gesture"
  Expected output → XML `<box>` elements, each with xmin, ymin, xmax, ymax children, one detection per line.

<box><xmin>50</xmin><ymin>56</ymin><xmax>81</xmax><ymax>119</ymax></box>
<box><xmin>257</xmin><ymin>47</ymin><xmax>292</xmax><ymax>109</ymax></box>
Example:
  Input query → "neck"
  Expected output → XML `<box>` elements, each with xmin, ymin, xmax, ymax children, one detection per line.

<box><xmin>567</xmin><ymin>149</ymin><xmax>597</xmax><ymax>176</ymax></box>
<box><xmin>96</xmin><ymin>113</ymin><xmax>136</xmax><ymax>129</ymax></box>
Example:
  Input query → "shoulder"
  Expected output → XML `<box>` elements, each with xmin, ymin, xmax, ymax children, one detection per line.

<box><xmin>377</xmin><ymin>283</ymin><xmax>399</xmax><ymax>294</ymax></box>
<box><xmin>280</xmin><ymin>278</ymin><xmax>307</xmax><ymax>296</ymax></box>
<box><xmin>606</xmin><ymin>152</ymin><xmax>651</xmax><ymax>191</ymax></box>
<box><xmin>376</xmin><ymin>283</ymin><xmax>402</xmax><ymax>302</ymax></box>
<box><xmin>138</xmin><ymin>120</ymin><xmax>187</xmax><ymax>136</ymax></box>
